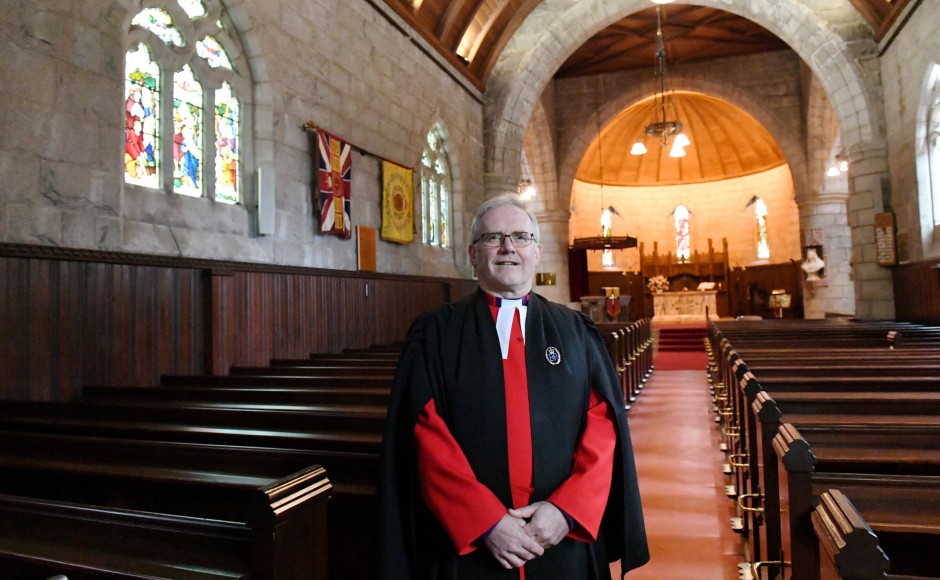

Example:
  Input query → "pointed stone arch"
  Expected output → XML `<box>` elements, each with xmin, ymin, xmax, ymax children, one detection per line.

<box><xmin>484</xmin><ymin>0</ymin><xmax>893</xmax><ymax>318</ymax></box>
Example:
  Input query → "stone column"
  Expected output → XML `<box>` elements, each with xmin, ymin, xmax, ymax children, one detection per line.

<box><xmin>797</xmin><ymin>194</ymin><xmax>856</xmax><ymax>319</ymax></box>
<box><xmin>484</xmin><ymin>172</ymin><xmax>520</xmax><ymax>198</ymax></box>
<box><xmin>846</xmin><ymin>146</ymin><xmax>896</xmax><ymax>319</ymax></box>
<box><xmin>533</xmin><ymin>209</ymin><xmax>572</xmax><ymax>305</ymax></box>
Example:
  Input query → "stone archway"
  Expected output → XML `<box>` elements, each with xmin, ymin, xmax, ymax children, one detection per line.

<box><xmin>484</xmin><ymin>0</ymin><xmax>893</xmax><ymax>318</ymax></box>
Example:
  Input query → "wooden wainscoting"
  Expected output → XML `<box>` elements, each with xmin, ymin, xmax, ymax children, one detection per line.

<box><xmin>0</xmin><ymin>244</ymin><xmax>474</xmax><ymax>401</ymax></box>
<box><xmin>894</xmin><ymin>259</ymin><xmax>940</xmax><ymax>324</ymax></box>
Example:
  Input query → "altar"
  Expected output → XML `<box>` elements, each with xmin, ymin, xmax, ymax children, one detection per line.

<box><xmin>652</xmin><ymin>290</ymin><xmax>717</xmax><ymax>323</ymax></box>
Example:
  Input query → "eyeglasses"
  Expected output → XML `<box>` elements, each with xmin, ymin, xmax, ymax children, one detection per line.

<box><xmin>474</xmin><ymin>232</ymin><xmax>537</xmax><ymax>247</ymax></box>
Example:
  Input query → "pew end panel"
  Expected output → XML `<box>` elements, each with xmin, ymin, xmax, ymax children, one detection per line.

<box><xmin>248</xmin><ymin>464</ymin><xmax>333</xmax><ymax>580</ymax></box>
<box><xmin>813</xmin><ymin>489</ymin><xmax>890</xmax><ymax>580</ymax></box>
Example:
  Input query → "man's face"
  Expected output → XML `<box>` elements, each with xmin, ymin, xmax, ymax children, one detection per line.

<box><xmin>468</xmin><ymin>205</ymin><xmax>542</xmax><ymax>298</ymax></box>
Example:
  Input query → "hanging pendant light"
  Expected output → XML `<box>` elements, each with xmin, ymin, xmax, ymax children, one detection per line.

<box><xmin>630</xmin><ymin>6</ymin><xmax>690</xmax><ymax>157</ymax></box>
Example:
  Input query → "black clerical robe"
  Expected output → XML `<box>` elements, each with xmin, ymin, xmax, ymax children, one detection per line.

<box><xmin>376</xmin><ymin>290</ymin><xmax>649</xmax><ymax>579</ymax></box>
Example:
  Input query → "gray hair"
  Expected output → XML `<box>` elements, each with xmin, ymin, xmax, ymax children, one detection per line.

<box><xmin>469</xmin><ymin>193</ymin><xmax>540</xmax><ymax>245</ymax></box>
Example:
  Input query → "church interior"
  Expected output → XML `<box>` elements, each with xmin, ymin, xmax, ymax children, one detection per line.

<box><xmin>2</xmin><ymin>0</ymin><xmax>940</xmax><ymax>577</ymax></box>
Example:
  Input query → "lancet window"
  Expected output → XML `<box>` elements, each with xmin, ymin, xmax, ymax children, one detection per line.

<box><xmin>421</xmin><ymin>127</ymin><xmax>452</xmax><ymax>248</ymax></box>
<box><xmin>674</xmin><ymin>204</ymin><xmax>690</xmax><ymax>263</ymax></box>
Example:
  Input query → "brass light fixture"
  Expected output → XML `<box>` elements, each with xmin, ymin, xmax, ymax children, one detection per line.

<box><xmin>630</xmin><ymin>5</ymin><xmax>690</xmax><ymax>158</ymax></box>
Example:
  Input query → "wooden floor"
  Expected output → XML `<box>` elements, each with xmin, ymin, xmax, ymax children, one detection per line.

<box><xmin>612</xmin><ymin>368</ymin><xmax>744</xmax><ymax>579</ymax></box>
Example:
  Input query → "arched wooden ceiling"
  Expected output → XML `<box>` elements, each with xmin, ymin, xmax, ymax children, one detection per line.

<box><xmin>575</xmin><ymin>92</ymin><xmax>786</xmax><ymax>186</ymax></box>
<box><xmin>381</xmin><ymin>0</ymin><xmax>910</xmax><ymax>89</ymax></box>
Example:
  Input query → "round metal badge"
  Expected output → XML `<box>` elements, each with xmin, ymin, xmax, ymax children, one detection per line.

<box><xmin>545</xmin><ymin>346</ymin><xmax>561</xmax><ymax>365</ymax></box>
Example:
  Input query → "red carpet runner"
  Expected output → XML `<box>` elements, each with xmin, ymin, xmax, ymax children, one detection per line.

<box><xmin>611</xmin><ymin>368</ymin><xmax>743</xmax><ymax>579</ymax></box>
<box><xmin>653</xmin><ymin>323</ymin><xmax>708</xmax><ymax>370</ymax></box>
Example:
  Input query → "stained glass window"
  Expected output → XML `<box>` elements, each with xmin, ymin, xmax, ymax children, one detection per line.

<box><xmin>177</xmin><ymin>0</ymin><xmax>207</xmax><ymax>19</ymax></box>
<box><xmin>929</xmin><ymin>89</ymin><xmax>940</xmax><ymax>226</ymax></box>
<box><xmin>124</xmin><ymin>44</ymin><xmax>160</xmax><ymax>188</ymax></box>
<box><xmin>132</xmin><ymin>8</ymin><xmax>184</xmax><ymax>47</ymax></box>
<box><xmin>674</xmin><ymin>204</ymin><xmax>690</xmax><ymax>263</ymax></box>
<box><xmin>420</xmin><ymin>128</ymin><xmax>452</xmax><ymax>248</ymax></box>
<box><xmin>196</xmin><ymin>36</ymin><xmax>233</xmax><ymax>69</ymax></box>
<box><xmin>173</xmin><ymin>65</ymin><xmax>203</xmax><ymax>197</ymax></box>
<box><xmin>754</xmin><ymin>197</ymin><xmax>770</xmax><ymax>259</ymax></box>
<box><xmin>214</xmin><ymin>82</ymin><xmax>239</xmax><ymax>204</ymax></box>
<box><xmin>126</xmin><ymin>1</ymin><xmax>245</xmax><ymax>205</ymax></box>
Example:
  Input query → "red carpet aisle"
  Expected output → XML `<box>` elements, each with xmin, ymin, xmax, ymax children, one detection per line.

<box><xmin>653</xmin><ymin>349</ymin><xmax>708</xmax><ymax>370</ymax></box>
<box><xmin>653</xmin><ymin>323</ymin><xmax>709</xmax><ymax>370</ymax></box>
<box><xmin>611</xmin><ymin>369</ymin><xmax>744</xmax><ymax>579</ymax></box>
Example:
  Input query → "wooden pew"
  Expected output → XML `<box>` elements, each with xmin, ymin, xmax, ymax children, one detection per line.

<box><xmin>774</xmin><ymin>424</ymin><xmax>940</xmax><ymax>579</ymax></box>
<box><xmin>748</xmin><ymin>392</ymin><xmax>940</xmax><ymax>579</ymax></box>
<box><xmin>0</xmin><ymin>400</ymin><xmax>386</xmax><ymax>454</ymax></box>
<box><xmin>83</xmin><ymin>384</ymin><xmax>391</xmax><ymax>407</ymax></box>
<box><xmin>0</xmin><ymin>429</ymin><xmax>333</xmax><ymax>579</ymax></box>
<box><xmin>597</xmin><ymin>319</ymin><xmax>653</xmax><ymax>409</ymax></box>
<box><xmin>0</xmin><ymin>398</ymin><xmax>382</xmax><ymax>579</ymax></box>
<box><xmin>161</xmin><ymin>373</ymin><xmax>393</xmax><ymax>388</ymax></box>
<box><xmin>707</xmin><ymin>321</ymin><xmax>940</xmax><ymax>576</ymax></box>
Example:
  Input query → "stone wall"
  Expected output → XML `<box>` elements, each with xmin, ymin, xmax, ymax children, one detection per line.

<box><xmin>569</xmin><ymin>164</ymin><xmax>802</xmax><ymax>272</ymax></box>
<box><xmin>881</xmin><ymin>0</ymin><xmax>940</xmax><ymax>263</ymax></box>
<box><xmin>0</xmin><ymin>0</ymin><xmax>483</xmax><ymax>280</ymax></box>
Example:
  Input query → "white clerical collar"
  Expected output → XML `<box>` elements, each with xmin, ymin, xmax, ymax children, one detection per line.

<box><xmin>495</xmin><ymin>297</ymin><xmax>527</xmax><ymax>360</ymax></box>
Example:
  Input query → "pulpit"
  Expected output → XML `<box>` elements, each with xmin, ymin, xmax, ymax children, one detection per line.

<box><xmin>652</xmin><ymin>291</ymin><xmax>717</xmax><ymax>323</ymax></box>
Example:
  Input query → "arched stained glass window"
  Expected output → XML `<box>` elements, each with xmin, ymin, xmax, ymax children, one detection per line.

<box><xmin>928</xmin><ymin>89</ymin><xmax>940</xmax><ymax>226</ymax></box>
<box><xmin>173</xmin><ymin>65</ymin><xmax>203</xmax><ymax>196</ymax></box>
<box><xmin>125</xmin><ymin>0</ymin><xmax>246</xmax><ymax>204</ymax></box>
<box><xmin>214</xmin><ymin>82</ymin><xmax>239</xmax><ymax>204</ymax></box>
<box><xmin>674</xmin><ymin>204</ymin><xmax>690</xmax><ymax>263</ymax></box>
<box><xmin>421</xmin><ymin>127</ymin><xmax>452</xmax><ymax>248</ymax></box>
<box><xmin>124</xmin><ymin>44</ymin><xmax>160</xmax><ymax>188</ymax></box>
<box><xmin>754</xmin><ymin>197</ymin><xmax>770</xmax><ymax>259</ymax></box>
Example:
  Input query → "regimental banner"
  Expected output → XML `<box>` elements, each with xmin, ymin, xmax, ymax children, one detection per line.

<box><xmin>316</xmin><ymin>129</ymin><xmax>352</xmax><ymax>239</ymax></box>
<box><xmin>380</xmin><ymin>160</ymin><xmax>414</xmax><ymax>244</ymax></box>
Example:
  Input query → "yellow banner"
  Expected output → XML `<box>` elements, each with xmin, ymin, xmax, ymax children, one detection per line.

<box><xmin>381</xmin><ymin>160</ymin><xmax>414</xmax><ymax>244</ymax></box>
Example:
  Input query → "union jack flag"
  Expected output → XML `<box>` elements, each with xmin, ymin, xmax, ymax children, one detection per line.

<box><xmin>316</xmin><ymin>129</ymin><xmax>351</xmax><ymax>239</ymax></box>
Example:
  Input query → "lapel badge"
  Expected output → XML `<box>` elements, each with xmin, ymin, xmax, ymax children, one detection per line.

<box><xmin>545</xmin><ymin>346</ymin><xmax>561</xmax><ymax>365</ymax></box>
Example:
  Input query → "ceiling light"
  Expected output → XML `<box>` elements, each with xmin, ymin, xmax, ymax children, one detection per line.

<box><xmin>631</xmin><ymin>7</ymin><xmax>690</xmax><ymax>157</ymax></box>
<box><xmin>517</xmin><ymin>178</ymin><xmax>536</xmax><ymax>200</ymax></box>
<box><xmin>826</xmin><ymin>166</ymin><xmax>841</xmax><ymax>177</ymax></box>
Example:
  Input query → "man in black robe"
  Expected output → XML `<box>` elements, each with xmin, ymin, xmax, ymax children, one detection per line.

<box><xmin>377</xmin><ymin>194</ymin><xmax>648</xmax><ymax>579</ymax></box>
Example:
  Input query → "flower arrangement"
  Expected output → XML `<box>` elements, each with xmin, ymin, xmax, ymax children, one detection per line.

<box><xmin>647</xmin><ymin>274</ymin><xmax>669</xmax><ymax>294</ymax></box>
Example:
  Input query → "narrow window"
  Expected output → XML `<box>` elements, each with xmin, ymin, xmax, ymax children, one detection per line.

<box><xmin>928</xmin><ymin>93</ymin><xmax>940</xmax><ymax>226</ymax></box>
<box><xmin>214</xmin><ymin>82</ymin><xmax>240</xmax><ymax>204</ymax></box>
<box><xmin>421</xmin><ymin>128</ymin><xmax>452</xmax><ymax>248</ymax></box>
<box><xmin>754</xmin><ymin>197</ymin><xmax>770</xmax><ymax>259</ymax></box>
<box><xmin>124</xmin><ymin>44</ymin><xmax>160</xmax><ymax>188</ymax></box>
<box><xmin>674</xmin><ymin>204</ymin><xmax>690</xmax><ymax>263</ymax></box>
<box><xmin>173</xmin><ymin>65</ymin><xmax>204</xmax><ymax>197</ymax></box>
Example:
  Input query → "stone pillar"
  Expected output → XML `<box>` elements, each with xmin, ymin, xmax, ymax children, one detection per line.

<box><xmin>533</xmin><ymin>208</ymin><xmax>571</xmax><ymax>305</ymax></box>
<box><xmin>797</xmin><ymin>194</ymin><xmax>856</xmax><ymax>319</ymax></box>
<box><xmin>846</xmin><ymin>147</ymin><xmax>896</xmax><ymax>319</ymax></box>
<box><xmin>484</xmin><ymin>172</ymin><xmax>519</xmax><ymax>199</ymax></box>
